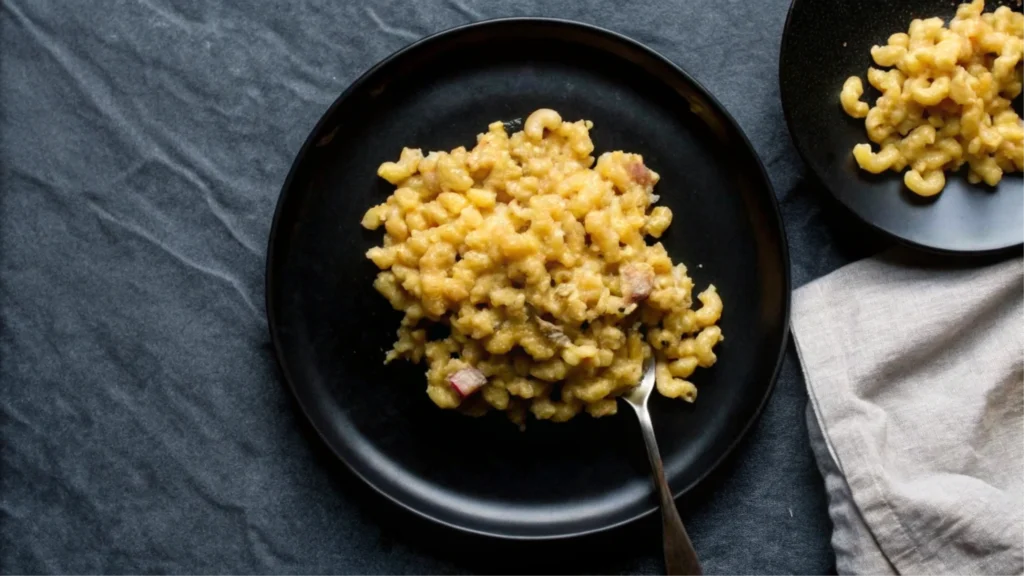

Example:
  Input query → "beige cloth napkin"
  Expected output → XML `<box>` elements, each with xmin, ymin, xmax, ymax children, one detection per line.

<box><xmin>792</xmin><ymin>250</ymin><xmax>1024</xmax><ymax>575</ymax></box>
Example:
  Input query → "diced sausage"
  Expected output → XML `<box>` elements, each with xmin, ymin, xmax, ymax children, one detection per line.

<box><xmin>621</xmin><ymin>263</ymin><xmax>655</xmax><ymax>304</ymax></box>
<box><xmin>628</xmin><ymin>161</ymin><xmax>653</xmax><ymax>186</ymax></box>
<box><xmin>448</xmin><ymin>367</ymin><xmax>487</xmax><ymax>397</ymax></box>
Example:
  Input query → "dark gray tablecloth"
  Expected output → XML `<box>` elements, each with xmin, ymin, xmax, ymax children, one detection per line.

<box><xmin>1</xmin><ymin>0</ymin><xmax>891</xmax><ymax>573</ymax></box>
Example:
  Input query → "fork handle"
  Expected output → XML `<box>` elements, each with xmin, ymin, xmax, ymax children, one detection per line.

<box><xmin>634</xmin><ymin>406</ymin><xmax>703</xmax><ymax>576</ymax></box>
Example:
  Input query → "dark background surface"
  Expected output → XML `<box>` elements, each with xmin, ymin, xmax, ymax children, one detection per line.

<box><xmin>1</xmin><ymin>0</ymin><xmax>890</xmax><ymax>573</ymax></box>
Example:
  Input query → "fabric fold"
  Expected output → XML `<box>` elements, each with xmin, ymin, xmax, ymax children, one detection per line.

<box><xmin>793</xmin><ymin>251</ymin><xmax>1024</xmax><ymax>575</ymax></box>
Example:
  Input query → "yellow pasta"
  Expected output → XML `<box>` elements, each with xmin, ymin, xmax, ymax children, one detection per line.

<box><xmin>362</xmin><ymin>109</ymin><xmax>724</xmax><ymax>427</ymax></box>
<box><xmin>840</xmin><ymin>0</ymin><xmax>1024</xmax><ymax>196</ymax></box>
<box><xmin>841</xmin><ymin>77</ymin><xmax>871</xmax><ymax>118</ymax></box>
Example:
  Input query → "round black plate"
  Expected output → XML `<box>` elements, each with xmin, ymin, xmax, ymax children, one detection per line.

<box><xmin>267</xmin><ymin>18</ymin><xmax>790</xmax><ymax>539</ymax></box>
<box><xmin>780</xmin><ymin>0</ymin><xmax>1024</xmax><ymax>254</ymax></box>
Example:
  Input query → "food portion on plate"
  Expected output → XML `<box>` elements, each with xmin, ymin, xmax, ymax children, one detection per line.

<box><xmin>840</xmin><ymin>0</ymin><xmax>1024</xmax><ymax>197</ymax></box>
<box><xmin>361</xmin><ymin>109</ymin><xmax>723</xmax><ymax>427</ymax></box>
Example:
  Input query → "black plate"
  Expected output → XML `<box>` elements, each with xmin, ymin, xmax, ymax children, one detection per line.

<box><xmin>780</xmin><ymin>0</ymin><xmax>1024</xmax><ymax>254</ymax></box>
<box><xmin>266</xmin><ymin>18</ymin><xmax>790</xmax><ymax>539</ymax></box>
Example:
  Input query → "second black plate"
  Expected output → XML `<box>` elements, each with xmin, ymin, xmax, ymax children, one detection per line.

<box><xmin>267</xmin><ymin>19</ymin><xmax>790</xmax><ymax>539</ymax></box>
<box><xmin>780</xmin><ymin>0</ymin><xmax>1024</xmax><ymax>254</ymax></box>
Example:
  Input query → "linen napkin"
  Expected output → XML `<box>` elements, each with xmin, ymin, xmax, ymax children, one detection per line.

<box><xmin>792</xmin><ymin>250</ymin><xmax>1023</xmax><ymax>575</ymax></box>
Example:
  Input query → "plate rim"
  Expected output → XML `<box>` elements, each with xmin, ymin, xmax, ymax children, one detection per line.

<box><xmin>778</xmin><ymin>0</ymin><xmax>1024</xmax><ymax>256</ymax></box>
<box><xmin>266</xmin><ymin>16</ymin><xmax>793</xmax><ymax>540</ymax></box>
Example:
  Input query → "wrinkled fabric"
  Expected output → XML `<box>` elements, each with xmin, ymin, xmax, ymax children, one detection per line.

<box><xmin>807</xmin><ymin>405</ymin><xmax>898</xmax><ymax>575</ymax></box>
<box><xmin>795</xmin><ymin>252</ymin><xmax>1024</xmax><ymax>575</ymax></box>
<box><xmin>0</xmin><ymin>0</ymin><xmax>853</xmax><ymax>573</ymax></box>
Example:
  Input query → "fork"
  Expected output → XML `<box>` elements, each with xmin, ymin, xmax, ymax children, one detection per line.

<box><xmin>622</xmin><ymin>358</ymin><xmax>703</xmax><ymax>576</ymax></box>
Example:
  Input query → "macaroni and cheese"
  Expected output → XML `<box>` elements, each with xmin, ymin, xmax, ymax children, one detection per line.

<box><xmin>361</xmin><ymin>109</ymin><xmax>724</xmax><ymax>426</ymax></box>
<box><xmin>840</xmin><ymin>0</ymin><xmax>1024</xmax><ymax>196</ymax></box>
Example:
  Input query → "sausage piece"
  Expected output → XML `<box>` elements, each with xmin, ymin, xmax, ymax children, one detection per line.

<box><xmin>448</xmin><ymin>367</ymin><xmax>487</xmax><ymax>397</ymax></box>
<box><xmin>621</xmin><ymin>263</ymin><xmax>655</xmax><ymax>304</ymax></box>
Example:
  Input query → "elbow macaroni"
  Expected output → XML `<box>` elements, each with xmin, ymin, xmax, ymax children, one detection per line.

<box><xmin>840</xmin><ymin>0</ymin><xmax>1024</xmax><ymax>196</ymax></box>
<box><xmin>840</xmin><ymin>77</ymin><xmax>870</xmax><ymax>118</ymax></box>
<box><xmin>363</xmin><ymin>109</ymin><xmax>724</xmax><ymax>427</ymax></box>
